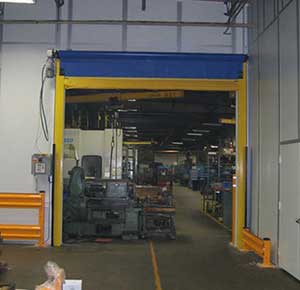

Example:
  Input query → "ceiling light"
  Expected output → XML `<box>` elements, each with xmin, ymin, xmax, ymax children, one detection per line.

<box><xmin>128</xmin><ymin>99</ymin><xmax>136</xmax><ymax>102</ymax></box>
<box><xmin>208</xmin><ymin>152</ymin><xmax>217</xmax><ymax>155</ymax></box>
<box><xmin>172</xmin><ymin>142</ymin><xmax>183</xmax><ymax>145</ymax></box>
<box><xmin>210</xmin><ymin>145</ymin><xmax>219</xmax><ymax>149</ymax></box>
<box><xmin>125</xmin><ymin>132</ymin><xmax>138</xmax><ymax>135</ymax></box>
<box><xmin>125</xmin><ymin>134</ymin><xmax>138</xmax><ymax>138</ymax></box>
<box><xmin>0</xmin><ymin>0</ymin><xmax>36</xmax><ymax>3</ymax></box>
<box><xmin>203</xmin><ymin>123</ymin><xmax>222</xmax><ymax>127</ymax></box>
<box><xmin>187</xmin><ymin>133</ymin><xmax>203</xmax><ymax>137</ymax></box>
<box><xmin>124</xmin><ymin>126</ymin><xmax>136</xmax><ymax>130</ymax></box>
<box><xmin>157</xmin><ymin>150</ymin><xmax>179</xmax><ymax>153</ymax></box>
<box><xmin>219</xmin><ymin>118</ymin><xmax>236</xmax><ymax>125</ymax></box>
<box><xmin>182</xmin><ymin>138</ymin><xmax>196</xmax><ymax>142</ymax></box>
<box><xmin>192</xmin><ymin>129</ymin><xmax>210</xmax><ymax>133</ymax></box>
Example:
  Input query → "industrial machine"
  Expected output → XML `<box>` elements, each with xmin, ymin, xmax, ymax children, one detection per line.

<box><xmin>63</xmin><ymin>155</ymin><xmax>176</xmax><ymax>242</ymax></box>
<box><xmin>63</xmin><ymin>155</ymin><xmax>141</xmax><ymax>241</ymax></box>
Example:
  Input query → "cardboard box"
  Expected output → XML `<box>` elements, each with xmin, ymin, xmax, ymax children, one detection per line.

<box><xmin>63</xmin><ymin>280</ymin><xmax>82</xmax><ymax>290</ymax></box>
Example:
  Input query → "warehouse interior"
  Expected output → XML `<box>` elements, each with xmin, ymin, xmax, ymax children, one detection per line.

<box><xmin>62</xmin><ymin>89</ymin><xmax>236</xmax><ymax>242</ymax></box>
<box><xmin>0</xmin><ymin>0</ymin><xmax>300</xmax><ymax>290</ymax></box>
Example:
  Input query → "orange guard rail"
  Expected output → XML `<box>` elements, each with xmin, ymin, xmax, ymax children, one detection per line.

<box><xmin>0</xmin><ymin>192</ymin><xmax>45</xmax><ymax>247</ymax></box>
<box><xmin>242</xmin><ymin>228</ymin><xmax>273</xmax><ymax>268</ymax></box>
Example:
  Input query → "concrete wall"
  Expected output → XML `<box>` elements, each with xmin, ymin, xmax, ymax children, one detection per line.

<box><xmin>248</xmin><ymin>0</ymin><xmax>299</xmax><ymax>264</ymax></box>
<box><xmin>0</xmin><ymin>0</ymin><xmax>247</xmax><ymax>244</ymax></box>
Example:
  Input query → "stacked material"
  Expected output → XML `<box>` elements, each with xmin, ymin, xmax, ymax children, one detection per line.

<box><xmin>135</xmin><ymin>185</ymin><xmax>176</xmax><ymax>239</ymax></box>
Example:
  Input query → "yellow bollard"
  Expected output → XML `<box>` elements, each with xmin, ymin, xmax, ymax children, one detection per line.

<box><xmin>259</xmin><ymin>238</ymin><xmax>274</xmax><ymax>268</ymax></box>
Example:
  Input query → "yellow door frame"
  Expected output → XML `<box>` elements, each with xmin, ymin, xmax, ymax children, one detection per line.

<box><xmin>54</xmin><ymin>60</ymin><xmax>247</xmax><ymax>248</ymax></box>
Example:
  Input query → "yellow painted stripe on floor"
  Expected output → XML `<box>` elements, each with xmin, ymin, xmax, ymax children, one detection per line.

<box><xmin>205</xmin><ymin>212</ymin><xmax>231</xmax><ymax>232</ymax></box>
<box><xmin>149</xmin><ymin>240</ymin><xmax>163</xmax><ymax>290</ymax></box>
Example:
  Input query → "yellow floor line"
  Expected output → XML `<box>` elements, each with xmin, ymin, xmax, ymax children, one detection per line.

<box><xmin>199</xmin><ymin>196</ymin><xmax>231</xmax><ymax>232</ymax></box>
<box><xmin>201</xmin><ymin>209</ymin><xmax>231</xmax><ymax>232</ymax></box>
<box><xmin>149</xmin><ymin>240</ymin><xmax>163</xmax><ymax>290</ymax></box>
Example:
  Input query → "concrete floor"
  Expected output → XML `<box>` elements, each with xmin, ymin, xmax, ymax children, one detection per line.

<box><xmin>1</xmin><ymin>185</ymin><xmax>300</xmax><ymax>290</ymax></box>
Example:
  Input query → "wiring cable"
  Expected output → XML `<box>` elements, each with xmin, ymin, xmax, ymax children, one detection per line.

<box><xmin>109</xmin><ymin>132</ymin><xmax>115</xmax><ymax>179</ymax></box>
<box><xmin>39</xmin><ymin>60</ymin><xmax>50</xmax><ymax>142</ymax></box>
<box><xmin>109</xmin><ymin>114</ymin><xmax>115</xmax><ymax>179</ymax></box>
<box><xmin>35</xmin><ymin>57</ymin><xmax>54</xmax><ymax>152</ymax></box>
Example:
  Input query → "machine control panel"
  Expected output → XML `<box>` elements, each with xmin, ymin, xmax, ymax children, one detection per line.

<box><xmin>31</xmin><ymin>154</ymin><xmax>51</xmax><ymax>176</ymax></box>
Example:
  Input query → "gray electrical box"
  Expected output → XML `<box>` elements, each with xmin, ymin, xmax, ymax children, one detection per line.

<box><xmin>31</xmin><ymin>154</ymin><xmax>51</xmax><ymax>176</ymax></box>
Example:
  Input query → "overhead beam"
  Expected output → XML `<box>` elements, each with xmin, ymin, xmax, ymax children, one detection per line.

<box><xmin>64</xmin><ymin>77</ymin><xmax>240</xmax><ymax>91</ymax></box>
<box><xmin>0</xmin><ymin>19</ymin><xmax>251</xmax><ymax>28</ymax></box>
<box><xmin>123</xmin><ymin>141</ymin><xmax>153</xmax><ymax>145</ymax></box>
<box><xmin>66</xmin><ymin>90</ymin><xmax>184</xmax><ymax>104</ymax></box>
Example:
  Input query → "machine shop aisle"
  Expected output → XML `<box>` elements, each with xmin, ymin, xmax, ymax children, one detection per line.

<box><xmin>1</xmin><ymin>186</ymin><xmax>300</xmax><ymax>290</ymax></box>
<box><xmin>153</xmin><ymin>185</ymin><xmax>300</xmax><ymax>290</ymax></box>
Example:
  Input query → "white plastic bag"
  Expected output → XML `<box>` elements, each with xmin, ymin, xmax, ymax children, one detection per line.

<box><xmin>35</xmin><ymin>262</ymin><xmax>65</xmax><ymax>290</ymax></box>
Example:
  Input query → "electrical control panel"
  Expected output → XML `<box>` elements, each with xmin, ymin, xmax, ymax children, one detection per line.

<box><xmin>31</xmin><ymin>154</ymin><xmax>51</xmax><ymax>176</ymax></box>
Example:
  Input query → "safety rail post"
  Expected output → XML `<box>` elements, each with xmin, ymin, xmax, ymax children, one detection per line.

<box><xmin>0</xmin><ymin>192</ymin><xmax>45</xmax><ymax>247</ymax></box>
<box><xmin>242</xmin><ymin>228</ymin><xmax>274</xmax><ymax>268</ymax></box>
<box><xmin>231</xmin><ymin>175</ymin><xmax>236</xmax><ymax>245</ymax></box>
<box><xmin>262</xmin><ymin>238</ymin><xmax>272</xmax><ymax>268</ymax></box>
<box><xmin>38</xmin><ymin>192</ymin><xmax>45</xmax><ymax>247</ymax></box>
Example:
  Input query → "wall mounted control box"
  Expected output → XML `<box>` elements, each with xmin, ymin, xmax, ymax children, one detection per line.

<box><xmin>31</xmin><ymin>154</ymin><xmax>51</xmax><ymax>176</ymax></box>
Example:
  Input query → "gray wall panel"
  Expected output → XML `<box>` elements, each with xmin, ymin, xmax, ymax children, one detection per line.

<box><xmin>279</xmin><ymin>0</ymin><xmax>298</xmax><ymax>142</ymax></box>
<box><xmin>127</xmin><ymin>26</ymin><xmax>177</xmax><ymax>52</ymax></box>
<box><xmin>258</xmin><ymin>21</ymin><xmax>279</xmax><ymax>261</ymax></box>
<box><xmin>249</xmin><ymin>0</ymin><xmax>300</xmax><ymax>270</ymax></box>
<box><xmin>248</xmin><ymin>0</ymin><xmax>258</xmax><ymax>44</ymax></box>
<box><xmin>249</xmin><ymin>41</ymin><xmax>260</xmax><ymax>235</ymax></box>
<box><xmin>279</xmin><ymin>143</ymin><xmax>300</xmax><ymax>279</ymax></box>
<box><xmin>258</xmin><ymin>0</ymin><xmax>265</xmax><ymax>34</ymax></box>
<box><xmin>265</xmin><ymin>0</ymin><xmax>276</xmax><ymax>28</ymax></box>
<box><xmin>72</xmin><ymin>0</ymin><xmax>122</xmax><ymax>20</ymax></box>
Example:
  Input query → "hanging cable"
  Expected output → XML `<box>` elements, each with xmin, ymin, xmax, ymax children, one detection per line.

<box><xmin>39</xmin><ymin>57</ymin><xmax>55</xmax><ymax>142</ymax></box>
<box><xmin>109</xmin><ymin>113</ymin><xmax>115</xmax><ymax>179</ymax></box>
<box><xmin>39</xmin><ymin>62</ymin><xmax>50</xmax><ymax>142</ymax></box>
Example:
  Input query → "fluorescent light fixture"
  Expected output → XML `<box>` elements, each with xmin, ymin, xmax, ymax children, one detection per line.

<box><xmin>0</xmin><ymin>0</ymin><xmax>36</xmax><ymax>3</ymax></box>
<box><xmin>208</xmin><ymin>151</ymin><xmax>217</xmax><ymax>155</ymax></box>
<box><xmin>210</xmin><ymin>145</ymin><xmax>219</xmax><ymax>149</ymax></box>
<box><xmin>172</xmin><ymin>142</ymin><xmax>183</xmax><ymax>145</ymax></box>
<box><xmin>124</xmin><ymin>126</ymin><xmax>136</xmax><ymax>130</ymax></box>
<box><xmin>128</xmin><ymin>99</ymin><xmax>136</xmax><ymax>102</ymax></box>
<box><xmin>202</xmin><ymin>123</ymin><xmax>222</xmax><ymax>127</ymax></box>
<box><xmin>124</xmin><ymin>129</ymin><xmax>137</xmax><ymax>133</ymax></box>
<box><xmin>125</xmin><ymin>134</ymin><xmax>138</xmax><ymax>138</ymax></box>
<box><xmin>219</xmin><ymin>118</ymin><xmax>236</xmax><ymax>125</ymax></box>
<box><xmin>187</xmin><ymin>133</ymin><xmax>203</xmax><ymax>137</ymax></box>
<box><xmin>192</xmin><ymin>129</ymin><xmax>210</xmax><ymax>133</ymax></box>
<box><xmin>182</xmin><ymin>138</ymin><xmax>196</xmax><ymax>142</ymax></box>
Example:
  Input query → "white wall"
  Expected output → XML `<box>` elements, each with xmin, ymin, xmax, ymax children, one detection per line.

<box><xmin>0</xmin><ymin>0</ymin><xmax>247</xmax><ymax>244</ymax></box>
<box><xmin>248</xmin><ymin>0</ymin><xmax>299</xmax><ymax>265</ymax></box>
